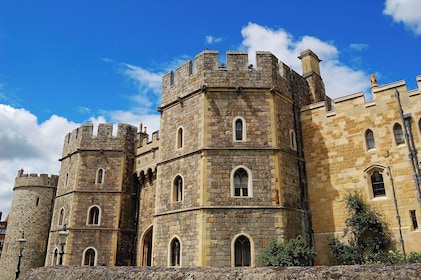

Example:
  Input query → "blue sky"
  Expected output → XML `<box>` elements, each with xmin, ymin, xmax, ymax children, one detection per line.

<box><xmin>1</xmin><ymin>0</ymin><xmax>420</xmax><ymax>216</ymax></box>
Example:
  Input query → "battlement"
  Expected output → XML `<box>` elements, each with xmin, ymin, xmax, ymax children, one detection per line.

<box><xmin>62</xmin><ymin>123</ymin><xmax>138</xmax><ymax>157</ymax></box>
<box><xmin>14</xmin><ymin>169</ymin><xmax>59</xmax><ymax>188</ymax></box>
<box><xmin>161</xmin><ymin>50</ymin><xmax>289</xmax><ymax>107</ymax></box>
<box><xmin>301</xmin><ymin>75</ymin><xmax>421</xmax><ymax>117</ymax></box>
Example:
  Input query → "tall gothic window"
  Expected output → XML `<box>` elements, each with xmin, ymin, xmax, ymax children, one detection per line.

<box><xmin>83</xmin><ymin>248</ymin><xmax>96</xmax><ymax>266</ymax></box>
<box><xmin>233</xmin><ymin>117</ymin><xmax>246</xmax><ymax>142</ymax></box>
<box><xmin>170</xmin><ymin>238</ymin><xmax>181</xmax><ymax>266</ymax></box>
<box><xmin>234</xmin><ymin>168</ymin><xmax>248</xmax><ymax>197</ymax></box>
<box><xmin>393</xmin><ymin>123</ymin><xmax>404</xmax><ymax>145</ymax></box>
<box><xmin>235</xmin><ymin>119</ymin><xmax>243</xmax><ymax>141</ymax></box>
<box><xmin>371</xmin><ymin>171</ymin><xmax>386</xmax><ymax>197</ymax></box>
<box><xmin>88</xmin><ymin>206</ymin><xmax>100</xmax><ymax>225</ymax></box>
<box><xmin>234</xmin><ymin>235</ymin><xmax>251</xmax><ymax>267</ymax></box>
<box><xmin>177</xmin><ymin>127</ymin><xmax>183</xmax><ymax>149</ymax></box>
<box><xmin>365</xmin><ymin>129</ymin><xmax>375</xmax><ymax>150</ymax></box>
<box><xmin>173</xmin><ymin>175</ymin><xmax>183</xmax><ymax>202</ymax></box>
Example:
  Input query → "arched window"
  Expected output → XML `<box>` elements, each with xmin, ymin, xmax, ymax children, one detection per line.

<box><xmin>52</xmin><ymin>248</ymin><xmax>58</xmax><ymax>265</ymax></box>
<box><xmin>177</xmin><ymin>127</ymin><xmax>184</xmax><ymax>149</ymax></box>
<box><xmin>233</xmin><ymin>117</ymin><xmax>246</xmax><ymax>142</ymax></box>
<box><xmin>231</xmin><ymin>167</ymin><xmax>252</xmax><ymax>197</ymax></box>
<box><xmin>141</xmin><ymin>226</ymin><xmax>153</xmax><ymax>266</ymax></box>
<box><xmin>83</xmin><ymin>247</ymin><xmax>96</xmax><ymax>266</ymax></box>
<box><xmin>365</xmin><ymin>129</ymin><xmax>376</xmax><ymax>150</ymax></box>
<box><xmin>234</xmin><ymin>235</ymin><xmax>251</xmax><ymax>267</ymax></box>
<box><xmin>170</xmin><ymin>238</ymin><xmax>181</xmax><ymax>267</ymax></box>
<box><xmin>173</xmin><ymin>175</ymin><xmax>183</xmax><ymax>202</ymax></box>
<box><xmin>87</xmin><ymin>206</ymin><xmax>101</xmax><ymax>225</ymax></box>
<box><xmin>235</xmin><ymin>119</ymin><xmax>243</xmax><ymax>141</ymax></box>
<box><xmin>393</xmin><ymin>123</ymin><xmax>404</xmax><ymax>145</ymax></box>
<box><xmin>58</xmin><ymin>208</ymin><xmax>65</xmax><ymax>226</ymax></box>
<box><xmin>139</xmin><ymin>171</ymin><xmax>146</xmax><ymax>187</ymax></box>
<box><xmin>147</xmin><ymin>168</ymin><xmax>153</xmax><ymax>185</ymax></box>
<box><xmin>289</xmin><ymin>129</ymin><xmax>297</xmax><ymax>150</ymax></box>
<box><xmin>96</xmin><ymin>168</ymin><xmax>104</xmax><ymax>184</ymax></box>
<box><xmin>371</xmin><ymin>171</ymin><xmax>386</xmax><ymax>197</ymax></box>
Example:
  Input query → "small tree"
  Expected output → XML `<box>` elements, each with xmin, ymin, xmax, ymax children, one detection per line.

<box><xmin>258</xmin><ymin>236</ymin><xmax>316</xmax><ymax>266</ymax></box>
<box><xmin>328</xmin><ymin>192</ymin><xmax>392</xmax><ymax>264</ymax></box>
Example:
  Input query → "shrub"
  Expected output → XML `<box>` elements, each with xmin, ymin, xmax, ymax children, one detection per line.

<box><xmin>328</xmin><ymin>192</ymin><xmax>393</xmax><ymax>264</ymax></box>
<box><xmin>258</xmin><ymin>236</ymin><xmax>316</xmax><ymax>266</ymax></box>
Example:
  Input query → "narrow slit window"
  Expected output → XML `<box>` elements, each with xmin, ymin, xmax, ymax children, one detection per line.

<box><xmin>235</xmin><ymin>119</ymin><xmax>243</xmax><ymax>141</ymax></box>
<box><xmin>177</xmin><ymin>127</ymin><xmax>183</xmax><ymax>149</ymax></box>
<box><xmin>410</xmin><ymin>210</ymin><xmax>418</xmax><ymax>230</ymax></box>
<box><xmin>365</xmin><ymin>129</ymin><xmax>375</xmax><ymax>150</ymax></box>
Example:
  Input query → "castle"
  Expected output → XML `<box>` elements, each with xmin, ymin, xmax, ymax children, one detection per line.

<box><xmin>0</xmin><ymin>49</ymin><xmax>420</xmax><ymax>278</ymax></box>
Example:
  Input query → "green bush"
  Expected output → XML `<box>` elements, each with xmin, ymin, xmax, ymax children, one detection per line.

<box><xmin>328</xmin><ymin>192</ymin><xmax>393</xmax><ymax>265</ymax></box>
<box><xmin>258</xmin><ymin>236</ymin><xmax>316</xmax><ymax>266</ymax></box>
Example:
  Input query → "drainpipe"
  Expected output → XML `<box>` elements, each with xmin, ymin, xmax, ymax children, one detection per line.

<box><xmin>394</xmin><ymin>90</ymin><xmax>421</xmax><ymax>210</ymax></box>
<box><xmin>387</xmin><ymin>166</ymin><xmax>405</xmax><ymax>255</ymax></box>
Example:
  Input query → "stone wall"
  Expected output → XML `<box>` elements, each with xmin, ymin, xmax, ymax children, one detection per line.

<box><xmin>301</xmin><ymin>76</ymin><xmax>421</xmax><ymax>264</ymax></box>
<box><xmin>21</xmin><ymin>264</ymin><xmax>421</xmax><ymax>280</ymax></box>
<box><xmin>0</xmin><ymin>171</ymin><xmax>57</xmax><ymax>280</ymax></box>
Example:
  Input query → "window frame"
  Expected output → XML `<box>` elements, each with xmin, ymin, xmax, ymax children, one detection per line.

<box><xmin>231</xmin><ymin>233</ymin><xmax>254</xmax><ymax>267</ymax></box>
<box><xmin>233</xmin><ymin>117</ymin><xmax>246</xmax><ymax>142</ymax></box>
<box><xmin>364</xmin><ymin>165</ymin><xmax>388</xmax><ymax>200</ymax></box>
<box><xmin>52</xmin><ymin>247</ymin><xmax>59</xmax><ymax>265</ymax></box>
<box><xmin>86</xmin><ymin>205</ymin><xmax>101</xmax><ymax>225</ymax></box>
<box><xmin>365</xmin><ymin>129</ymin><xmax>376</xmax><ymax>150</ymax></box>
<box><xmin>230</xmin><ymin>166</ymin><xmax>253</xmax><ymax>198</ymax></box>
<box><xmin>58</xmin><ymin>207</ymin><xmax>65</xmax><ymax>226</ymax></box>
<box><xmin>410</xmin><ymin>210</ymin><xmax>419</xmax><ymax>231</ymax></box>
<box><xmin>82</xmin><ymin>247</ymin><xmax>97</xmax><ymax>266</ymax></box>
<box><xmin>168</xmin><ymin>236</ymin><xmax>182</xmax><ymax>267</ymax></box>
<box><xmin>176</xmin><ymin>126</ymin><xmax>184</xmax><ymax>149</ymax></box>
<box><xmin>172</xmin><ymin>175</ymin><xmax>184</xmax><ymax>202</ymax></box>
<box><xmin>96</xmin><ymin>168</ymin><xmax>105</xmax><ymax>184</ymax></box>
<box><xmin>289</xmin><ymin>129</ymin><xmax>297</xmax><ymax>151</ymax></box>
<box><xmin>393</xmin><ymin>123</ymin><xmax>405</xmax><ymax>145</ymax></box>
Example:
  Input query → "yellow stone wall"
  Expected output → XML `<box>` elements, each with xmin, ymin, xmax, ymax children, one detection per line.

<box><xmin>302</xmin><ymin>77</ymin><xmax>421</xmax><ymax>264</ymax></box>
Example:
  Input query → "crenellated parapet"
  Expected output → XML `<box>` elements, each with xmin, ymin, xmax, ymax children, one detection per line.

<box><xmin>14</xmin><ymin>169</ymin><xmax>58</xmax><ymax>189</ymax></box>
<box><xmin>301</xmin><ymin>75</ymin><xmax>421</xmax><ymax>118</ymax></box>
<box><xmin>61</xmin><ymin>123</ymin><xmax>138</xmax><ymax>157</ymax></box>
<box><xmin>161</xmin><ymin>50</ymin><xmax>297</xmax><ymax>108</ymax></box>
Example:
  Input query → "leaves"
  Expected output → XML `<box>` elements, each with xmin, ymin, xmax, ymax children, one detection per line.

<box><xmin>258</xmin><ymin>236</ymin><xmax>316</xmax><ymax>266</ymax></box>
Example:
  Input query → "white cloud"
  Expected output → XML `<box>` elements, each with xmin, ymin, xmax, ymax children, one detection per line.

<box><xmin>0</xmin><ymin>104</ymin><xmax>79</xmax><ymax>216</ymax></box>
<box><xmin>205</xmin><ymin>35</ymin><xmax>224</xmax><ymax>44</ymax></box>
<box><xmin>384</xmin><ymin>0</ymin><xmax>421</xmax><ymax>34</ymax></box>
<box><xmin>349</xmin><ymin>43</ymin><xmax>369</xmax><ymax>51</ymax></box>
<box><xmin>240</xmin><ymin>22</ymin><xmax>368</xmax><ymax>98</ymax></box>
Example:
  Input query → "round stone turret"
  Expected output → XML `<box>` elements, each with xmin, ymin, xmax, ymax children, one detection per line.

<box><xmin>0</xmin><ymin>170</ymin><xmax>58</xmax><ymax>280</ymax></box>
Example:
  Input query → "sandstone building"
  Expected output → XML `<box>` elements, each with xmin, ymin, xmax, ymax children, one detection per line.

<box><xmin>0</xmin><ymin>49</ymin><xmax>420</xmax><ymax>278</ymax></box>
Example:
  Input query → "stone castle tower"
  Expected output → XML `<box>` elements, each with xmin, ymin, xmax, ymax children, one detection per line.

<box><xmin>134</xmin><ymin>50</ymin><xmax>325</xmax><ymax>267</ymax></box>
<box><xmin>44</xmin><ymin>123</ymin><xmax>138</xmax><ymax>266</ymax></box>
<box><xmin>0</xmin><ymin>170</ymin><xmax>58</xmax><ymax>279</ymax></box>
